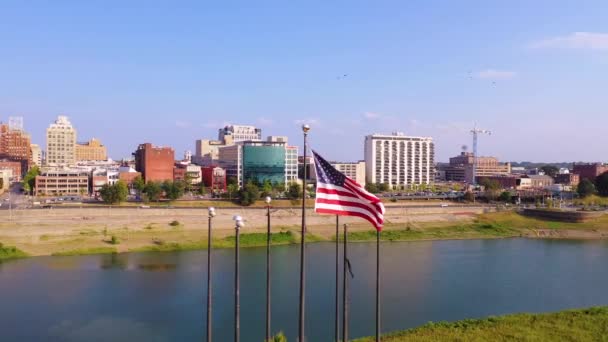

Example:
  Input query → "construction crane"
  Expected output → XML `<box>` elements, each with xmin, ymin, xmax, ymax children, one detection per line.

<box><xmin>471</xmin><ymin>125</ymin><xmax>491</xmax><ymax>186</ymax></box>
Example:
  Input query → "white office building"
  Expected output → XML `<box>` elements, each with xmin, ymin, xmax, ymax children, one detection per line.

<box><xmin>364</xmin><ymin>133</ymin><xmax>434</xmax><ymax>187</ymax></box>
<box><xmin>46</xmin><ymin>115</ymin><xmax>77</xmax><ymax>167</ymax></box>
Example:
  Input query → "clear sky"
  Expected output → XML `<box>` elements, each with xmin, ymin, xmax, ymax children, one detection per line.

<box><xmin>1</xmin><ymin>1</ymin><xmax>607</xmax><ymax>162</ymax></box>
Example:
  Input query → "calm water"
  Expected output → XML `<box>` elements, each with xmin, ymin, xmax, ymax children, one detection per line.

<box><xmin>1</xmin><ymin>239</ymin><xmax>608</xmax><ymax>341</ymax></box>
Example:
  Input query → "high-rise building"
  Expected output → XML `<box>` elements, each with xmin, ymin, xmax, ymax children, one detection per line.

<box><xmin>46</xmin><ymin>115</ymin><xmax>77</xmax><ymax>167</ymax></box>
<box><xmin>218</xmin><ymin>125</ymin><xmax>262</xmax><ymax>143</ymax></box>
<box><xmin>75</xmin><ymin>138</ymin><xmax>107</xmax><ymax>161</ymax></box>
<box><xmin>0</xmin><ymin>119</ymin><xmax>32</xmax><ymax>170</ymax></box>
<box><xmin>194</xmin><ymin>124</ymin><xmax>263</xmax><ymax>166</ymax></box>
<box><xmin>133</xmin><ymin>143</ymin><xmax>175</xmax><ymax>182</ymax></box>
<box><xmin>364</xmin><ymin>133</ymin><xmax>434</xmax><ymax>186</ymax></box>
<box><xmin>30</xmin><ymin>144</ymin><xmax>42</xmax><ymax>166</ymax></box>
<box><xmin>218</xmin><ymin>138</ymin><xmax>298</xmax><ymax>188</ymax></box>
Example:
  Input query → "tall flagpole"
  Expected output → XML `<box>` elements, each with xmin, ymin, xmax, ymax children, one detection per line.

<box><xmin>376</xmin><ymin>230</ymin><xmax>381</xmax><ymax>342</ymax></box>
<box><xmin>299</xmin><ymin>124</ymin><xmax>310</xmax><ymax>342</ymax></box>
<box><xmin>342</xmin><ymin>224</ymin><xmax>349</xmax><ymax>342</ymax></box>
<box><xmin>207</xmin><ymin>207</ymin><xmax>216</xmax><ymax>342</ymax></box>
<box><xmin>335</xmin><ymin>215</ymin><xmax>340</xmax><ymax>342</ymax></box>
<box><xmin>265</xmin><ymin>196</ymin><xmax>272</xmax><ymax>342</ymax></box>
<box><xmin>233</xmin><ymin>216</ymin><xmax>244</xmax><ymax>342</ymax></box>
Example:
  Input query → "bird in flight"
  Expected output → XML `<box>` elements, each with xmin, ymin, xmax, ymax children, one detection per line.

<box><xmin>337</xmin><ymin>74</ymin><xmax>348</xmax><ymax>80</ymax></box>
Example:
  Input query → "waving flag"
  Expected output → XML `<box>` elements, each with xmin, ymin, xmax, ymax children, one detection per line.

<box><xmin>312</xmin><ymin>150</ymin><xmax>385</xmax><ymax>230</ymax></box>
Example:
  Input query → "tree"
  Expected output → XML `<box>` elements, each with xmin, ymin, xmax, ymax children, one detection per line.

<box><xmin>238</xmin><ymin>182</ymin><xmax>260</xmax><ymax>206</ymax></box>
<box><xmin>198</xmin><ymin>183</ymin><xmax>207</xmax><ymax>196</ymax></box>
<box><xmin>261</xmin><ymin>179</ymin><xmax>273</xmax><ymax>197</ymax></box>
<box><xmin>499</xmin><ymin>191</ymin><xmax>511</xmax><ymax>203</ymax></box>
<box><xmin>0</xmin><ymin>177</ymin><xmax>3</xmax><ymax>190</ymax></box>
<box><xmin>577</xmin><ymin>179</ymin><xmax>596</xmax><ymax>198</ymax></box>
<box><xmin>595</xmin><ymin>171</ymin><xmax>608</xmax><ymax>197</ymax></box>
<box><xmin>227</xmin><ymin>176</ymin><xmax>238</xmax><ymax>186</ymax></box>
<box><xmin>143</xmin><ymin>181</ymin><xmax>162</xmax><ymax>202</ymax></box>
<box><xmin>22</xmin><ymin>166</ymin><xmax>41</xmax><ymax>195</ymax></box>
<box><xmin>377</xmin><ymin>183</ymin><xmax>390</xmax><ymax>192</ymax></box>
<box><xmin>365</xmin><ymin>183</ymin><xmax>379</xmax><ymax>193</ymax></box>
<box><xmin>99</xmin><ymin>181</ymin><xmax>129</xmax><ymax>204</ymax></box>
<box><xmin>132</xmin><ymin>176</ymin><xmax>145</xmax><ymax>193</ymax></box>
<box><xmin>162</xmin><ymin>180</ymin><xmax>185</xmax><ymax>201</ymax></box>
<box><xmin>286</xmin><ymin>182</ymin><xmax>302</xmax><ymax>200</ymax></box>
<box><xmin>227</xmin><ymin>184</ymin><xmax>239</xmax><ymax>200</ymax></box>
<box><xmin>273</xmin><ymin>182</ymin><xmax>286</xmax><ymax>194</ymax></box>
<box><xmin>540</xmin><ymin>165</ymin><xmax>559</xmax><ymax>178</ymax></box>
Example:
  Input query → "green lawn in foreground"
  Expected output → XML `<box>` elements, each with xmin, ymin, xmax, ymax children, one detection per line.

<box><xmin>354</xmin><ymin>307</ymin><xmax>608</xmax><ymax>342</ymax></box>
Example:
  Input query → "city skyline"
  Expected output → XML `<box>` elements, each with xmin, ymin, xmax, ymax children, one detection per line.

<box><xmin>2</xmin><ymin>2</ymin><xmax>608</xmax><ymax>162</ymax></box>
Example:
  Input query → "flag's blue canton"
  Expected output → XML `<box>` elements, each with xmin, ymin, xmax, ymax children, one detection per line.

<box><xmin>313</xmin><ymin>151</ymin><xmax>345</xmax><ymax>186</ymax></box>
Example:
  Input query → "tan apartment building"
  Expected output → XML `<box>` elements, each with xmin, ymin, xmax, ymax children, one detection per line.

<box><xmin>76</xmin><ymin>138</ymin><xmax>107</xmax><ymax>161</ymax></box>
<box><xmin>34</xmin><ymin>169</ymin><xmax>90</xmax><ymax>196</ymax></box>
<box><xmin>30</xmin><ymin>144</ymin><xmax>42</xmax><ymax>166</ymax></box>
<box><xmin>445</xmin><ymin>152</ymin><xmax>511</xmax><ymax>184</ymax></box>
<box><xmin>331</xmin><ymin>161</ymin><xmax>366</xmax><ymax>186</ymax></box>
<box><xmin>46</xmin><ymin>115</ymin><xmax>77</xmax><ymax>166</ymax></box>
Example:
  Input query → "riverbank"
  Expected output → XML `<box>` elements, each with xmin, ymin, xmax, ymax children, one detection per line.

<box><xmin>0</xmin><ymin>207</ymin><xmax>607</xmax><ymax>258</ymax></box>
<box><xmin>355</xmin><ymin>306</ymin><xmax>608</xmax><ymax>341</ymax></box>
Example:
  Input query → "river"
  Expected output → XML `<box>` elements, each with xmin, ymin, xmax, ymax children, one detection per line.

<box><xmin>1</xmin><ymin>239</ymin><xmax>607</xmax><ymax>341</ymax></box>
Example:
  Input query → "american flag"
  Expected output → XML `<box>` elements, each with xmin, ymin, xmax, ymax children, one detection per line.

<box><xmin>312</xmin><ymin>150</ymin><xmax>385</xmax><ymax>231</ymax></box>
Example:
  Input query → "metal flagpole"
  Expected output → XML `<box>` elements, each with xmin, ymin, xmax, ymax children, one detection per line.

<box><xmin>299</xmin><ymin>124</ymin><xmax>310</xmax><ymax>341</ymax></box>
<box><xmin>342</xmin><ymin>224</ymin><xmax>349</xmax><ymax>342</ymax></box>
<box><xmin>233</xmin><ymin>216</ymin><xmax>244</xmax><ymax>342</ymax></box>
<box><xmin>207</xmin><ymin>207</ymin><xmax>216</xmax><ymax>342</ymax></box>
<box><xmin>376</xmin><ymin>230</ymin><xmax>381</xmax><ymax>342</ymax></box>
<box><xmin>335</xmin><ymin>215</ymin><xmax>340</xmax><ymax>342</ymax></box>
<box><xmin>265</xmin><ymin>196</ymin><xmax>272</xmax><ymax>341</ymax></box>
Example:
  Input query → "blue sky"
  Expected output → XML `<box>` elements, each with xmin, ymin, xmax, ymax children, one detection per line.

<box><xmin>1</xmin><ymin>1</ymin><xmax>607</xmax><ymax>162</ymax></box>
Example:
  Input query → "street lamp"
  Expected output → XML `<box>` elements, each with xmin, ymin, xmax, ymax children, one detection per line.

<box><xmin>299</xmin><ymin>123</ymin><xmax>310</xmax><ymax>342</ymax></box>
<box><xmin>233</xmin><ymin>215</ymin><xmax>245</xmax><ymax>342</ymax></box>
<box><xmin>265</xmin><ymin>196</ymin><xmax>272</xmax><ymax>341</ymax></box>
<box><xmin>206</xmin><ymin>207</ymin><xmax>216</xmax><ymax>342</ymax></box>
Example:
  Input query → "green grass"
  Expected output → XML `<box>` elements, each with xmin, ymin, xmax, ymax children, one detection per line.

<box><xmin>0</xmin><ymin>243</ymin><xmax>28</xmax><ymax>261</ymax></box>
<box><xmin>132</xmin><ymin>231</ymin><xmax>325</xmax><ymax>253</ymax></box>
<box><xmin>355</xmin><ymin>306</ymin><xmax>608</xmax><ymax>342</ymax></box>
<box><xmin>52</xmin><ymin>247</ymin><xmax>117</xmax><ymax>256</ymax></box>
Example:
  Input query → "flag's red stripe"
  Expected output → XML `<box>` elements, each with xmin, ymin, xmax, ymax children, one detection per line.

<box><xmin>316</xmin><ymin>187</ymin><xmax>358</xmax><ymax>198</ymax></box>
<box><xmin>343</xmin><ymin>182</ymin><xmax>385</xmax><ymax>214</ymax></box>
<box><xmin>344</xmin><ymin>179</ymin><xmax>382</xmax><ymax>204</ymax></box>
<box><xmin>316</xmin><ymin>198</ymin><xmax>384</xmax><ymax>223</ymax></box>
<box><xmin>316</xmin><ymin>208</ymin><xmax>382</xmax><ymax>231</ymax></box>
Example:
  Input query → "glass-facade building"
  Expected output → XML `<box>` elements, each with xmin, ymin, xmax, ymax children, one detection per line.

<box><xmin>218</xmin><ymin>140</ymin><xmax>298</xmax><ymax>188</ymax></box>
<box><xmin>242</xmin><ymin>145</ymin><xmax>286</xmax><ymax>185</ymax></box>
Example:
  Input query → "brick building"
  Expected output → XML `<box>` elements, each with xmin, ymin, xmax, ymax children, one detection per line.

<box><xmin>555</xmin><ymin>173</ymin><xmax>580</xmax><ymax>187</ymax></box>
<box><xmin>0</xmin><ymin>160</ymin><xmax>23</xmax><ymax>181</ymax></box>
<box><xmin>202</xmin><ymin>166</ymin><xmax>227</xmax><ymax>193</ymax></box>
<box><xmin>573</xmin><ymin>163</ymin><xmax>608</xmax><ymax>182</ymax></box>
<box><xmin>133</xmin><ymin>143</ymin><xmax>175</xmax><ymax>183</ymax></box>
<box><xmin>0</xmin><ymin>123</ymin><xmax>32</xmax><ymax>170</ymax></box>
<box><xmin>446</xmin><ymin>152</ymin><xmax>511</xmax><ymax>183</ymax></box>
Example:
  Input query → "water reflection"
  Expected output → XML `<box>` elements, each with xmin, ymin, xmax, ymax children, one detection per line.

<box><xmin>49</xmin><ymin>317</ymin><xmax>167</xmax><ymax>342</ymax></box>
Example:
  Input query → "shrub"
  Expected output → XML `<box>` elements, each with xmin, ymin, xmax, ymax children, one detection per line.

<box><xmin>109</xmin><ymin>235</ymin><xmax>119</xmax><ymax>245</ymax></box>
<box><xmin>169</xmin><ymin>220</ymin><xmax>180</xmax><ymax>227</ymax></box>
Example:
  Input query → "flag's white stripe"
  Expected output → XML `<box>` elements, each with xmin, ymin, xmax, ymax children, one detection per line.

<box><xmin>317</xmin><ymin>182</ymin><xmax>385</xmax><ymax>218</ymax></box>
<box><xmin>315</xmin><ymin>194</ymin><xmax>385</xmax><ymax>221</ymax></box>
<box><xmin>315</xmin><ymin>203</ymin><xmax>383</xmax><ymax>226</ymax></box>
